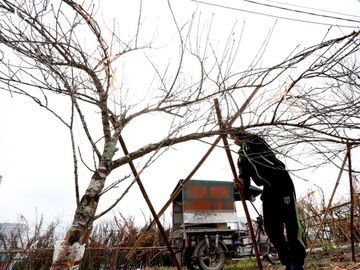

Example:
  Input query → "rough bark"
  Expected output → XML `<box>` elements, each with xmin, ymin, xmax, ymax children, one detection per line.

<box><xmin>51</xmin><ymin>141</ymin><xmax>118</xmax><ymax>269</ymax></box>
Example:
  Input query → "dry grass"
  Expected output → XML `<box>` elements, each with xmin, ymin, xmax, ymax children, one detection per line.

<box><xmin>0</xmin><ymin>214</ymin><xmax>170</xmax><ymax>269</ymax></box>
<box><xmin>298</xmin><ymin>178</ymin><xmax>360</xmax><ymax>249</ymax></box>
<box><xmin>0</xmin><ymin>179</ymin><xmax>359</xmax><ymax>269</ymax></box>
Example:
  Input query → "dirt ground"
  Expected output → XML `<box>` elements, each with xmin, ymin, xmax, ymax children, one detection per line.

<box><xmin>304</xmin><ymin>250</ymin><xmax>359</xmax><ymax>270</ymax></box>
<box><xmin>156</xmin><ymin>247</ymin><xmax>360</xmax><ymax>270</ymax></box>
<box><xmin>261</xmin><ymin>248</ymin><xmax>360</xmax><ymax>270</ymax></box>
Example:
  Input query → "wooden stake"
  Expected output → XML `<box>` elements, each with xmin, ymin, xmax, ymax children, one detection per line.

<box><xmin>214</xmin><ymin>98</ymin><xmax>263</xmax><ymax>270</ymax></box>
<box><xmin>124</xmin><ymin>86</ymin><xmax>262</xmax><ymax>263</ymax></box>
<box><xmin>347</xmin><ymin>143</ymin><xmax>356</xmax><ymax>262</ymax></box>
<box><xmin>304</xmin><ymin>150</ymin><xmax>349</xmax><ymax>266</ymax></box>
<box><xmin>119</xmin><ymin>135</ymin><xmax>182</xmax><ymax>270</ymax></box>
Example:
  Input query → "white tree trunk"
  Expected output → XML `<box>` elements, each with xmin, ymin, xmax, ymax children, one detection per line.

<box><xmin>51</xmin><ymin>142</ymin><xmax>117</xmax><ymax>269</ymax></box>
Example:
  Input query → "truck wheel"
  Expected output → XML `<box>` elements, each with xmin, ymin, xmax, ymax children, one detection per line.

<box><xmin>264</xmin><ymin>243</ymin><xmax>280</xmax><ymax>265</ymax></box>
<box><xmin>196</xmin><ymin>241</ymin><xmax>225</xmax><ymax>270</ymax></box>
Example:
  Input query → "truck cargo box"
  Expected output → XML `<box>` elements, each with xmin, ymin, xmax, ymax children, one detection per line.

<box><xmin>172</xmin><ymin>179</ymin><xmax>239</xmax><ymax>227</ymax></box>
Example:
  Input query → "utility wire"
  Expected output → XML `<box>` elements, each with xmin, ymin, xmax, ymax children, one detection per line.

<box><xmin>191</xmin><ymin>0</ymin><xmax>360</xmax><ymax>28</ymax></box>
<box><xmin>264</xmin><ymin>0</ymin><xmax>360</xmax><ymax>19</ymax></box>
<box><xmin>241</xmin><ymin>0</ymin><xmax>360</xmax><ymax>24</ymax></box>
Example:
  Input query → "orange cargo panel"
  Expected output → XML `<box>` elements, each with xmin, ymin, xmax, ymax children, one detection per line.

<box><xmin>183</xmin><ymin>180</ymin><xmax>235</xmax><ymax>213</ymax></box>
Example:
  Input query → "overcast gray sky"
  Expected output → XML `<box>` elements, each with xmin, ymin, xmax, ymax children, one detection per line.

<box><xmin>0</xmin><ymin>0</ymin><xmax>359</xmax><ymax>227</ymax></box>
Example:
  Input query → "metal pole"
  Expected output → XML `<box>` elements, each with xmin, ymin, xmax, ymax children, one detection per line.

<box><xmin>214</xmin><ymin>98</ymin><xmax>263</xmax><ymax>270</ymax></box>
<box><xmin>118</xmin><ymin>136</ymin><xmax>182</xmax><ymax>270</ymax></box>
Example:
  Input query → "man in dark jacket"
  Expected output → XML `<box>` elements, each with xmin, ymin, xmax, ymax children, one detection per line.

<box><xmin>231</xmin><ymin>131</ymin><xmax>306</xmax><ymax>270</ymax></box>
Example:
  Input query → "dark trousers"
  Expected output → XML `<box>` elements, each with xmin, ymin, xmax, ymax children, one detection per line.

<box><xmin>262</xmin><ymin>192</ymin><xmax>306</xmax><ymax>266</ymax></box>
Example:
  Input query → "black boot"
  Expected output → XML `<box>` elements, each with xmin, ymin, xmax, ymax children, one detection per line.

<box><xmin>290</xmin><ymin>263</ymin><xmax>304</xmax><ymax>270</ymax></box>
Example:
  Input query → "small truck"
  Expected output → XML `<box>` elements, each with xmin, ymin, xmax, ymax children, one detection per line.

<box><xmin>170</xmin><ymin>179</ymin><xmax>278</xmax><ymax>270</ymax></box>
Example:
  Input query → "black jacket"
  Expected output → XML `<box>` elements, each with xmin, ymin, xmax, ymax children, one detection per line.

<box><xmin>237</xmin><ymin>136</ymin><xmax>295</xmax><ymax>199</ymax></box>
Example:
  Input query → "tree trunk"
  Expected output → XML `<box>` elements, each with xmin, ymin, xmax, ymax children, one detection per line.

<box><xmin>51</xmin><ymin>142</ymin><xmax>116</xmax><ymax>269</ymax></box>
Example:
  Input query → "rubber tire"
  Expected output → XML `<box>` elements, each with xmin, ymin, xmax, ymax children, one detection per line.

<box><xmin>197</xmin><ymin>241</ymin><xmax>225</xmax><ymax>270</ymax></box>
<box><xmin>264</xmin><ymin>242</ymin><xmax>280</xmax><ymax>265</ymax></box>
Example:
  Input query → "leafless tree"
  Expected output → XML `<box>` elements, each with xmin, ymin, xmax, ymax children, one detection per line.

<box><xmin>0</xmin><ymin>0</ymin><xmax>359</xmax><ymax>268</ymax></box>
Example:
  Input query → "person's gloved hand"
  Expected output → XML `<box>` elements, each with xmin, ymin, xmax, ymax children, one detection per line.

<box><xmin>234</xmin><ymin>178</ymin><xmax>244</xmax><ymax>191</ymax></box>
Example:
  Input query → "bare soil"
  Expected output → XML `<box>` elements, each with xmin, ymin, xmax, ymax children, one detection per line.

<box><xmin>261</xmin><ymin>248</ymin><xmax>360</xmax><ymax>270</ymax></box>
<box><xmin>156</xmin><ymin>246</ymin><xmax>360</xmax><ymax>270</ymax></box>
